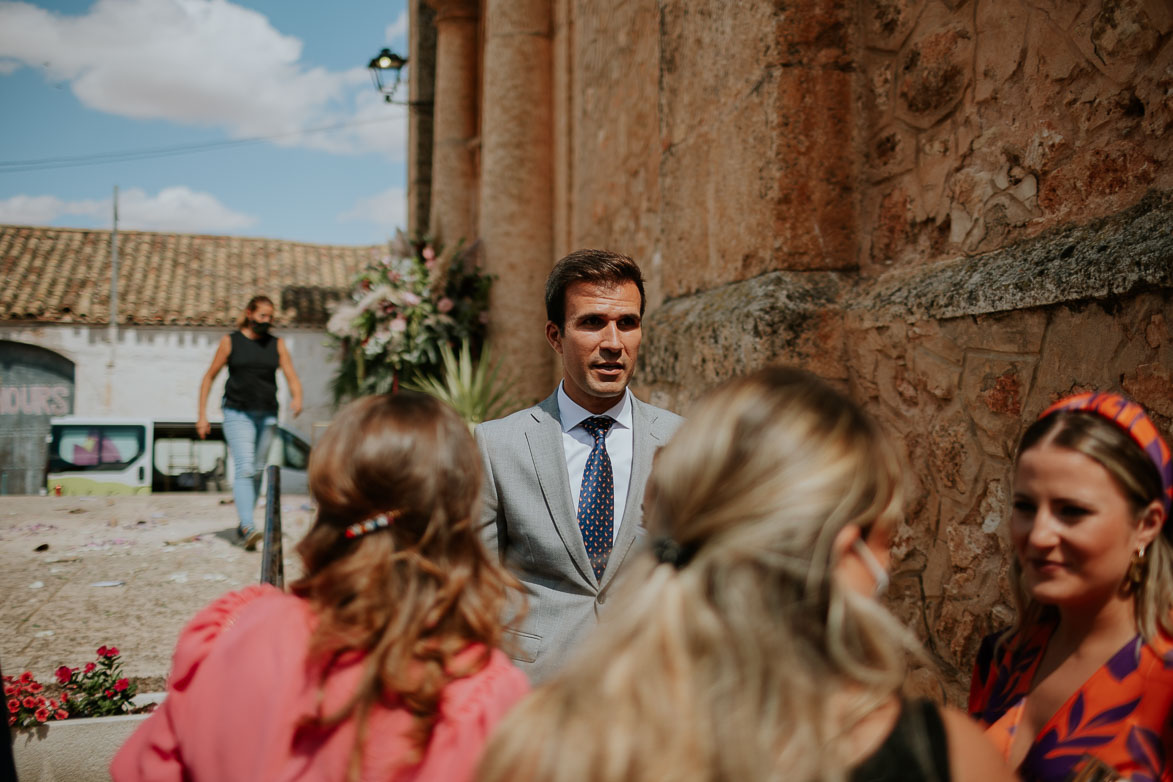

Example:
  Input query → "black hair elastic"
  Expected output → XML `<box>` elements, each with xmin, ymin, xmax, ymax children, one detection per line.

<box><xmin>653</xmin><ymin>536</ymin><xmax>698</xmax><ymax>569</ymax></box>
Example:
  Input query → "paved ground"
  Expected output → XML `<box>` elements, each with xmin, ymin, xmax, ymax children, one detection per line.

<box><xmin>0</xmin><ymin>493</ymin><xmax>315</xmax><ymax>688</ymax></box>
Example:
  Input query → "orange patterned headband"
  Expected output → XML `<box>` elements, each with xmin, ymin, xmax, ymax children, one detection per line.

<box><xmin>1040</xmin><ymin>391</ymin><xmax>1172</xmax><ymax>516</ymax></box>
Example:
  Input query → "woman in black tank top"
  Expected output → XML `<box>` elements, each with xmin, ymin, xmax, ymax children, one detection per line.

<box><xmin>197</xmin><ymin>295</ymin><xmax>303</xmax><ymax>550</ymax></box>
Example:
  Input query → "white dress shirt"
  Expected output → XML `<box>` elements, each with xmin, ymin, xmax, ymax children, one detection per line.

<box><xmin>557</xmin><ymin>382</ymin><xmax>634</xmax><ymax>543</ymax></box>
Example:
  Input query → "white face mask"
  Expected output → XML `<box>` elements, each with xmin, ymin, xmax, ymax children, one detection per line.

<box><xmin>851</xmin><ymin>537</ymin><xmax>890</xmax><ymax>597</ymax></box>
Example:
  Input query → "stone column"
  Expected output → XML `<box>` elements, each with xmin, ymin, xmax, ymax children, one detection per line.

<box><xmin>407</xmin><ymin>0</ymin><xmax>436</xmax><ymax>238</ymax></box>
<box><xmin>479</xmin><ymin>0</ymin><xmax>555</xmax><ymax>405</ymax></box>
<box><xmin>427</xmin><ymin>0</ymin><xmax>480</xmax><ymax>248</ymax></box>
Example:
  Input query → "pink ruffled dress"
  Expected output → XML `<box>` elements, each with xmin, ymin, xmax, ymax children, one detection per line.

<box><xmin>110</xmin><ymin>585</ymin><xmax>529</xmax><ymax>782</ymax></box>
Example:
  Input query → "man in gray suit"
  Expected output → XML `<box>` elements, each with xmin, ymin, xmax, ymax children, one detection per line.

<box><xmin>476</xmin><ymin>249</ymin><xmax>683</xmax><ymax>682</ymax></box>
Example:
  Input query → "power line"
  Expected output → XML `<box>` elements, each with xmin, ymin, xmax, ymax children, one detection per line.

<box><xmin>0</xmin><ymin>115</ymin><xmax>403</xmax><ymax>174</ymax></box>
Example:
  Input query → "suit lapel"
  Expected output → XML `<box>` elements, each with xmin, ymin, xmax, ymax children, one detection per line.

<box><xmin>599</xmin><ymin>397</ymin><xmax>661</xmax><ymax>592</ymax></box>
<box><xmin>525</xmin><ymin>395</ymin><xmax>597</xmax><ymax>587</ymax></box>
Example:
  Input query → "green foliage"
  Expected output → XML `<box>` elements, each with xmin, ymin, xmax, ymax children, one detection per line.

<box><xmin>403</xmin><ymin>339</ymin><xmax>518</xmax><ymax>428</ymax></box>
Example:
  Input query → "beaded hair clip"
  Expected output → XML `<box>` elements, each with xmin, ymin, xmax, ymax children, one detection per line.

<box><xmin>344</xmin><ymin>512</ymin><xmax>400</xmax><ymax>539</ymax></box>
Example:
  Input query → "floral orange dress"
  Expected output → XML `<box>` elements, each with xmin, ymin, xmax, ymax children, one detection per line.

<box><xmin>969</xmin><ymin>622</ymin><xmax>1173</xmax><ymax>782</ymax></box>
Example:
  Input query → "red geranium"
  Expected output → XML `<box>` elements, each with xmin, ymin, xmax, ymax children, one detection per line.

<box><xmin>22</xmin><ymin>697</ymin><xmax>35</xmax><ymax>709</ymax></box>
<box><xmin>54</xmin><ymin>709</ymin><xmax>68</xmax><ymax>720</ymax></box>
<box><xmin>55</xmin><ymin>666</ymin><xmax>72</xmax><ymax>685</ymax></box>
<box><xmin>106</xmin><ymin>647</ymin><xmax>119</xmax><ymax>657</ymax></box>
<box><xmin>3</xmin><ymin>683</ymin><xmax>16</xmax><ymax>697</ymax></box>
<box><xmin>19</xmin><ymin>672</ymin><xmax>33</xmax><ymax>683</ymax></box>
<box><xmin>84</xmin><ymin>662</ymin><xmax>96</xmax><ymax>674</ymax></box>
<box><xmin>33</xmin><ymin>708</ymin><xmax>49</xmax><ymax>722</ymax></box>
<box><xmin>114</xmin><ymin>678</ymin><xmax>129</xmax><ymax>691</ymax></box>
<box><xmin>27</xmin><ymin>681</ymin><xmax>43</xmax><ymax>693</ymax></box>
<box><xmin>105</xmin><ymin>689</ymin><xmax>115</xmax><ymax>698</ymax></box>
<box><xmin>96</xmin><ymin>646</ymin><xmax>108</xmax><ymax>657</ymax></box>
<box><xmin>7</xmin><ymin>699</ymin><xmax>18</xmax><ymax>713</ymax></box>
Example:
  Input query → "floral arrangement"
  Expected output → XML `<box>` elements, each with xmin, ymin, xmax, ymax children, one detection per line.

<box><xmin>326</xmin><ymin>233</ymin><xmax>492</xmax><ymax>402</ymax></box>
<box><xmin>5</xmin><ymin>645</ymin><xmax>138</xmax><ymax>728</ymax></box>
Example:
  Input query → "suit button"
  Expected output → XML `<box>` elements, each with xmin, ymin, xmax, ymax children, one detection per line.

<box><xmin>597</xmin><ymin>592</ymin><xmax>607</xmax><ymax>604</ymax></box>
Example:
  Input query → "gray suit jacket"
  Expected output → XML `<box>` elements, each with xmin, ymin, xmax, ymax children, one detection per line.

<box><xmin>475</xmin><ymin>391</ymin><xmax>682</xmax><ymax>682</ymax></box>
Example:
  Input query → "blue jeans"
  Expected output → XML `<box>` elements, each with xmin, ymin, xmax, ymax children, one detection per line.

<box><xmin>222</xmin><ymin>407</ymin><xmax>277</xmax><ymax>533</ymax></box>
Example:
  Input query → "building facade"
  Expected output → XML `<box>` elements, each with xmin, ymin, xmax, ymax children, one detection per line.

<box><xmin>410</xmin><ymin>0</ymin><xmax>1173</xmax><ymax>700</ymax></box>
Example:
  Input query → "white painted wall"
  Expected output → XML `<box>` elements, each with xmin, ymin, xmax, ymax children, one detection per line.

<box><xmin>0</xmin><ymin>324</ymin><xmax>339</xmax><ymax>443</ymax></box>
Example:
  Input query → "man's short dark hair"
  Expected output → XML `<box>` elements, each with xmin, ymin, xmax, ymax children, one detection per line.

<box><xmin>545</xmin><ymin>249</ymin><xmax>646</xmax><ymax>330</ymax></box>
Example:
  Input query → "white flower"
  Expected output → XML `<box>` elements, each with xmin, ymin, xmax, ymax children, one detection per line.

<box><xmin>401</xmin><ymin>291</ymin><xmax>422</xmax><ymax>307</ymax></box>
<box><xmin>390</xmin><ymin>317</ymin><xmax>408</xmax><ymax>333</ymax></box>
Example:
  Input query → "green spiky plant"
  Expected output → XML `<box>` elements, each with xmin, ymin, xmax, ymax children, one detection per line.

<box><xmin>403</xmin><ymin>339</ymin><xmax>518</xmax><ymax>428</ymax></box>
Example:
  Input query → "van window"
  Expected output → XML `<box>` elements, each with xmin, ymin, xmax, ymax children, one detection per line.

<box><xmin>50</xmin><ymin>425</ymin><xmax>147</xmax><ymax>471</ymax></box>
<box><xmin>279</xmin><ymin>428</ymin><xmax>309</xmax><ymax>470</ymax></box>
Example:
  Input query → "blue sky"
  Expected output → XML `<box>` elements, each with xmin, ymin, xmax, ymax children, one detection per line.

<box><xmin>0</xmin><ymin>0</ymin><xmax>410</xmax><ymax>246</ymax></box>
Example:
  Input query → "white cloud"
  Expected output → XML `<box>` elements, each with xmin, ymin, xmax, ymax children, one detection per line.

<box><xmin>338</xmin><ymin>186</ymin><xmax>406</xmax><ymax>235</ymax></box>
<box><xmin>385</xmin><ymin>9</ymin><xmax>408</xmax><ymax>47</ymax></box>
<box><xmin>0</xmin><ymin>187</ymin><xmax>256</xmax><ymax>233</ymax></box>
<box><xmin>0</xmin><ymin>0</ymin><xmax>407</xmax><ymax>160</ymax></box>
<box><xmin>0</xmin><ymin>194</ymin><xmax>103</xmax><ymax>224</ymax></box>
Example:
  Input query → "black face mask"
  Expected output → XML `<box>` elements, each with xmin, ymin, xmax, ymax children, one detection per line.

<box><xmin>249</xmin><ymin>320</ymin><xmax>272</xmax><ymax>336</ymax></box>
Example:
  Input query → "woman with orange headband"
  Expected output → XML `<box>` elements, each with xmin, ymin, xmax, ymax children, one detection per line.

<box><xmin>969</xmin><ymin>392</ymin><xmax>1173</xmax><ymax>781</ymax></box>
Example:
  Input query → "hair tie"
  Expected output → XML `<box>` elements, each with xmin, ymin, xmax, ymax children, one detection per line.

<box><xmin>653</xmin><ymin>536</ymin><xmax>697</xmax><ymax>569</ymax></box>
<box><xmin>1040</xmin><ymin>391</ymin><xmax>1172</xmax><ymax>516</ymax></box>
<box><xmin>344</xmin><ymin>512</ymin><xmax>399</xmax><ymax>539</ymax></box>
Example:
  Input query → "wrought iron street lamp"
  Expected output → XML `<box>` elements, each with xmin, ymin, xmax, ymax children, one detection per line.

<box><xmin>368</xmin><ymin>48</ymin><xmax>408</xmax><ymax>103</ymax></box>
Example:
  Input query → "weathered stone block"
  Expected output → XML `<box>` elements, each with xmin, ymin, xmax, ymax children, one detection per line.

<box><xmin>895</xmin><ymin>11</ymin><xmax>974</xmax><ymax>128</ymax></box>
<box><xmin>850</xmin><ymin>191</ymin><xmax>1173</xmax><ymax>326</ymax></box>
<box><xmin>961</xmin><ymin>353</ymin><xmax>1038</xmax><ymax>456</ymax></box>
<box><xmin>862</xmin><ymin>0</ymin><xmax>924</xmax><ymax>51</ymax></box>
<box><xmin>640</xmin><ymin>270</ymin><xmax>845</xmax><ymax>391</ymax></box>
<box><xmin>974</xmin><ymin>0</ymin><xmax>1026</xmax><ymax>102</ymax></box>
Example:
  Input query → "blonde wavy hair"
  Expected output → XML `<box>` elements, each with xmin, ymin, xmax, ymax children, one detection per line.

<box><xmin>477</xmin><ymin>367</ymin><xmax>922</xmax><ymax>782</ymax></box>
<box><xmin>290</xmin><ymin>392</ymin><xmax>519</xmax><ymax>780</ymax></box>
<box><xmin>1006</xmin><ymin>410</ymin><xmax>1173</xmax><ymax>645</ymax></box>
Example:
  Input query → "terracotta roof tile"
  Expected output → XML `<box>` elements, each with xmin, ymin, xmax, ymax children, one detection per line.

<box><xmin>0</xmin><ymin>225</ymin><xmax>380</xmax><ymax>327</ymax></box>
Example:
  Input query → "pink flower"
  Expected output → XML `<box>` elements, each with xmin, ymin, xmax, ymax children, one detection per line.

<box><xmin>7</xmin><ymin>699</ymin><xmax>18</xmax><ymax>713</ymax></box>
<box><xmin>422</xmin><ymin>246</ymin><xmax>436</xmax><ymax>261</ymax></box>
<box><xmin>389</xmin><ymin>317</ymin><xmax>407</xmax><ymax>333</ymax></box>
<box><xmin>84</xmin><ymin>662</ymin><xmax>96</xmax><ymax>674</ymax></box>
<box><xmin>96</xmin><ymin>646</ymin><xmax>107</xmax><ymax>657</ymax></box>
<box><xmin>436</xmin><ymin>297</ymin><xmax>454</xmax><ymax>314</ymax></box>
<box><xmin>114</xmin><ymin>678</ymin><xmax>129</xmax><ymax>692</ymax></box>
<box><xmin>401</xmin><ymin>291</ymin><xmax>421</xmax><ymax>307</ymax></box>
<box><xmin>55</xmin><ymin>666</ymin><xmax>72</xmax><ymax>685</ymax></box>
<box><xmin>54</xmin><ymin>709</ymin><xmax>68</xmax><ymax>721</ymax></box>
<box><xmin>34</xmin><ymin>708</ymin><xmax>49</xmax><ymax>723</ymax></box>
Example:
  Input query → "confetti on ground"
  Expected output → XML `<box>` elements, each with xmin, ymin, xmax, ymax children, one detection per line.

<box><xmin>90</xmin><ymin>581</ymin><xmax>125</xmax><ymax>587</ymax></box>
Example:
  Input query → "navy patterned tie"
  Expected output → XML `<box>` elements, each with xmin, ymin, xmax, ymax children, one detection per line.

<box><xmin>578</xmin><ymin>416</ymin><xmax>615</xmax><ymax>580</ymax></box>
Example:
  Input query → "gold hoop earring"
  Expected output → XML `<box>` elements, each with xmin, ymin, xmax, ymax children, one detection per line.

<box><xmin>1128</xmin><ymin>544</ymin><xmax>1148</xmax><ymax>588</ymax></box>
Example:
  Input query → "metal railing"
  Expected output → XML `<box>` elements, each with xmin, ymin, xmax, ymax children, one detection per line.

<box><xmin>260</xmin><ymin>464</ymin><xmax>284</xmax><ymax>588</ymax></box>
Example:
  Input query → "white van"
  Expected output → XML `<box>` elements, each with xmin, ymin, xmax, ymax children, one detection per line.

<box><xmin>45</xmin><ymin>417</ymin><xmax>310</xmax><ymax>496</ymax></box>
